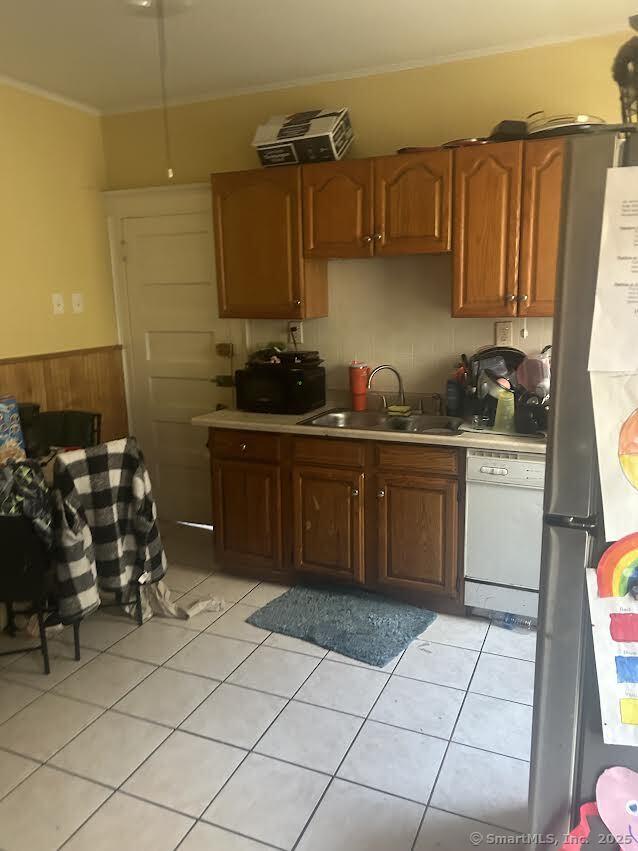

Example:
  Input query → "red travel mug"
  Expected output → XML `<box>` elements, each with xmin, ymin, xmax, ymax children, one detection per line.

<box><xmin>349</xmin><ymin>362</ymin><xmax>370</xmax><ymax>412</ymax></box>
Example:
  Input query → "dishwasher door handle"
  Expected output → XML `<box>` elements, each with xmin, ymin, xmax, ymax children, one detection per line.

<box><xmin>543</xmin><ymin>513</ymin><xmax>598</xmax><ymax>534</ymax></box>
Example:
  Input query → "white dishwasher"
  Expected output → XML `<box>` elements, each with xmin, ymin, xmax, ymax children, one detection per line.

<box><xmin>464</xmin><ymin>448</ymin><xmax>545</xmax><ymax>618</ymax></box>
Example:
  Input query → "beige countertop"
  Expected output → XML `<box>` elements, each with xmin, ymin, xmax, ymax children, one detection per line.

<box><xmin>192</xmin><ymin>407</ymin><xmax>546</xmax><ymax>455</ymax></box>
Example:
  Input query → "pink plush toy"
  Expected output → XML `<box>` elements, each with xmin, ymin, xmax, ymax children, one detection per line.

<box><xmin>559</xmin><ymin>768</ymin><xmax>638</xmax><ymax>849</ymax></box>
<box><xmin>596</xmin><ymin>767</ymin><xmax>638</xmax><ymax>849</ymax></box>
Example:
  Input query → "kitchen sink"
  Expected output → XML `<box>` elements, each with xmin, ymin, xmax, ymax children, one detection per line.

<box><xmin>300</xmin><ymin>408</ymin><xmax>463</xmax><ymax>436</ymax></box>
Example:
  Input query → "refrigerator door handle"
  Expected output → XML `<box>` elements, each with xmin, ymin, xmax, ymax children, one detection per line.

<box><xmin>543</xmin><ymin>513</ymin><xmax>598</xmax><ymax>534</ymax></box>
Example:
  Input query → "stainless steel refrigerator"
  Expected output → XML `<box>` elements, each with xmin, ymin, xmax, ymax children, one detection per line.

<box><xmin>530</xmin><ymin>130</ymin><xmax>638</xmax><ymax>847</ymax></box>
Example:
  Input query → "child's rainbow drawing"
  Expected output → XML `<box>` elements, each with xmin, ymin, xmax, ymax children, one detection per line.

<box><xmin>587</xmin><ymin>567</ymin><xmax>638</xmax><ymax>745</ymax></box>
<box><xmin>611</xmin><ymin>613</ymin><xmax>638</xmax><ymax>642</ymax></box>
<box><xmin>597</xmin><ymin>533</ymin><xmax>638</xmax><ymax>598</ymax></box>
<box><xmin>620</xmin><ymin>410</ymin><xmax>638</xmax><ymax>492</ymax></box>
<box><xmin>615</xmin><ymin>656</ymin><xmax>638</xmax><ymax>683</ymax></box>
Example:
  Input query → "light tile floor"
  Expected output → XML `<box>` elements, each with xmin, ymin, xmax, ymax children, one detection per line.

<box><xmin>0</xmin><ymin>561</ymin><xmax>536</xmax><ymax>851</ymax></box>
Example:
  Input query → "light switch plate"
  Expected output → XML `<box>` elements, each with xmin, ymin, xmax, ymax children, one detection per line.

<box><xmin>71</xmin><ymin>292</ymin><xmax>84</xmax><ymax>314</ymax></box>
<box><xmin>494</xmin><ymin>320</ymin><xmax>513</xmax><ymax>347</ymax></box>
<box><xmin>52</xmin><ymin>293</ymin><xmax>65</xmax><ymax>315</ymax></box>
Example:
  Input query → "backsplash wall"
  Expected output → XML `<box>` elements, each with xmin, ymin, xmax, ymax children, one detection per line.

<box><xmin>248</xmin><ymin>255</ymin><xmax>553</xmax><ymax>397</ymax></box>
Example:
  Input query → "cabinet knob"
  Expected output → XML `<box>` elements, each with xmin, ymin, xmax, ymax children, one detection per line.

<box><xmin>517</xmin><ymin>294</ymin><xmax>529</xmax><ymax>303</ymax></box>
<box><xmin>373</xmin><ymin>233</ymin><xmax>383</xmax><ymax>241</ymax></box>
<box><xmin>351</xmin><ymin>488</ymin><xmax>359</xmax><ymax>497</ymax></box>
<box><xmin>362</xmin><ymin>235</ymin><xmax>373</xmax><ymax>244</ymax></box>
<box><xmin>240</xmin><ymin>443</ymin><xmax>247</xmax><ymax>452</ymax></box>
<box><xmin>377</xmin><ymin>489</ymin><xmax>385</xmax><ymax>498</ymax></box>
<box><xmin>293</xmin><ymin>299</ymin><xmax>301</xmax><ymax>307</ymax></box>
<box><xmin>504</xmin><ymin>293</ymin><xmax>517</xmax><ymax>303</ymax></box>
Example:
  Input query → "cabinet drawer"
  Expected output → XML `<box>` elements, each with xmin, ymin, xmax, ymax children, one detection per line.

<box><xmin>293</xmin><ymin>436</ymin><xmax>365</xmax><ymax>468</ymax></box>
<box><xmin>210</xmin><ymin>429</ymin><xmax>280</xmax><ymax>463</ymax></box>
<box><xmin>376</xmin><ymin>442</ymin><xmax>458</xmax><ymax>476</ymax></box>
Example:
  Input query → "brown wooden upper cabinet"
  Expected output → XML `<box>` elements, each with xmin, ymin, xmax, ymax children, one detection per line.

<box><xmin>211</xmin><ymin>166</ymin><xmax>328</xmax><ymax>319</ymax></box>
<box><xmin>452</xmin><ymin>141</ymin><xmax>523</xmax><ymax>317</ymax></box>
<box><xmin>302</xmin><ymin>159</ymin><xmax>374</xmax><ymax>258</ymax></box>
<box><xmin>518</xmin><ymin>138</ymin><xmax>566</xmax><ymax>316</ymax></box>
<box><xmin>302</xmin><ymin>151</ymin><xmax>452</xmax><ymax>259</ymax></box>
<box><xmin>452</xmin><ymin>139</ymin><xmax>565</xmax><ymax>318</ymax></box>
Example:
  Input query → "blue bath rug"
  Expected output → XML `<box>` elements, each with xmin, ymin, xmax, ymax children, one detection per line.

<box><xmin>246</xmin><ymin>584</ymin><xmax>437</xmax><ymax>667</ymax></box>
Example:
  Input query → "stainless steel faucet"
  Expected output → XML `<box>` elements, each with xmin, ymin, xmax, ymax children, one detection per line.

<box><xmin>367</xmin><ymin>364</ymin><xmax>406</xmax><ymax>407</ymax></box>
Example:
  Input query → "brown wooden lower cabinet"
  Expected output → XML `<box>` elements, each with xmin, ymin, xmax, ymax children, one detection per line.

<box><xmin>212</xmin><ymin>459</ymin><xmax>282</xmax><ymax>571</ymax></box>
<box><xmin>292</xmin><ymin>465</ymin><xmax>365</xmax><ymax>582</ymax></box>
<box><xmin>209</xmin><ymin>428</ymin><xmax>462</xmax><ymax>604</ymax></box>
<box><xmin>375</xmin><ymin>472</ymin><xmax>458</xmax><ymax>597</ymax></box>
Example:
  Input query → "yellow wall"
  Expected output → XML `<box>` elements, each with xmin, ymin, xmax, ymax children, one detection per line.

<box><xmin>103</xmin><ymin>31</ymin><xmax>628</xmax><ymax>188</ymax></box>
<box><xmin>1</xmin><ymin>83</ymin><xmax>117</xmax><ymax>358</ymax></box>
<box><xmin>2</xmin><ymin>30</ymin><xmax>628</xmax><ymax>357</ymax></box>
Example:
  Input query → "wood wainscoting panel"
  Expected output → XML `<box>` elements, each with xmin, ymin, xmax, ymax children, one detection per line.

<box><xmin>0</xmin><ymin>345</ymin><xmax>128</xmax><ymax>441</ymax></box>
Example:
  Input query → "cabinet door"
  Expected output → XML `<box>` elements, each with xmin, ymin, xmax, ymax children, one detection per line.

<box><xmin>452</xmin><ymin>142</ymin><xmax>523</xmax><ymax>317</ymax></box>
<box><xmin>376</xmin><ymin>473</ymin><xmax>458</xmax><ymax>597</ymax></box>
<box><xmin>303</xmin><ymin>160</ymin><xmax>374</xmax><ymax>258</ymax></box>
<box><xmin>374</xmin><ymin>151</ymin><xmax>452</xmax><ymax>255</ymax></box>
<box><xmin>212</xmin><ymin>460</ymin><xmax>282</xmax><ymax>570</ymax></box>
<box><xmin>292</xmin><ymin>466</ymin><xmax>364</xmax><ymax>582</ymax></box>
<box><xmin>212</xmin><ymin>166</ymin><xmax>304</xmax><ymax>319</ymax></box>
<box><xmin>518</xmin><ymin>139</ymin><xmax>565</xmax><ymax>317</ymax></box>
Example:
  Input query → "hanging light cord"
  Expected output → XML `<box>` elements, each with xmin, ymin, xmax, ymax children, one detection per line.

<box><xmin>156</xmin><ymin>0</ymin><xmax>174</xmax><ymax>179</ymax></box>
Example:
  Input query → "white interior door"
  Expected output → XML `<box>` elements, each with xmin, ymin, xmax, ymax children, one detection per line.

<box><xmin>117</xmin><ymin>197</ymin><xmax>245</xmax><ymax>524</ymax></box>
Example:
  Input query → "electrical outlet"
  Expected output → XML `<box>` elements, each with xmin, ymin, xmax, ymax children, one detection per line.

<box><xmin>71</xmin><ymin>292</ymin><xmax>84</xmax><ymax>314</ymax></box>
<box><xmin>215</xmin><ymin>342</ymin><xmax>234</xmax><ymax>358</ymax></box>
<box><xmin>52</xmin><ymin>293</ymin><xmax>65</xmax><ymax>315</ymax></box>
<box><xmin>494</xmin><ymin>320</ymin><xmax>513</xmax><ymax>347</ymax></box>
<box><xmin>288</xmin><ymin>320</ymin><xmax>304</xmax><ymax>345</ymax></box>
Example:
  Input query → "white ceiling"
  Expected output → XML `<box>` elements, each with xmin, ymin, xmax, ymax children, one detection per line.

<box><xmin>0</xmin><ymin>0</ymin><xmax>632</xmax><ymax>113</ymax></box>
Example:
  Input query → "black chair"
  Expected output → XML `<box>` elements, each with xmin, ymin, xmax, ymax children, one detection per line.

<box><xmin>0</xmin><ymin>516</ymin><xmax>80</xmax><ymax>674</ymax></box>
<box><xmin>37</xmin><ymin>410</ymin><xmax>102</xmax><ymax>450</ymax></box>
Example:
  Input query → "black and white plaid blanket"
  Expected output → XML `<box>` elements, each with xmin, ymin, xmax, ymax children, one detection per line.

<box><xmin>52</xmin><ymin>438</ymin><xmax>166</xmax><ymax>621</ymax></box>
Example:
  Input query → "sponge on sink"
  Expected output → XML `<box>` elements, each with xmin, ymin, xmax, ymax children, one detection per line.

<box><xmin>386</xmin><ymin>405</ymin><xmax>412</xmax><ymax>416</ymax></box>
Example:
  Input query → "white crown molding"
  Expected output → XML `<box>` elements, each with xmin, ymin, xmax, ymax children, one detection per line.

<box><xmin>101</xmin><ymin>25</ymin><xmax>625</xmax><ymax>115</ymax></box>
<box><xmin>0</xmin><ymin>73</ymin><xmax>100</xmax><ymax>115</ymax></box>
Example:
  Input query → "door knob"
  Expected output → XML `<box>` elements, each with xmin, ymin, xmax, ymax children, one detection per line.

<box><xmin>517</xmin><ymin>294</ymin><xmax>529</xmax><ymax>303</ymax></box>
<box><xmin>505</xmin><ymin>293</ymin><xmax>517</xmax><ymax>303</ymax></box>
<box><xmin>293</xmin><ymin>299</ymin><xmax>301</xmax><ymax>307</ymax></box>
<box><xmin>377</xmin><ymin>489</ymin><xmax>385</xmax><ymax>498</ymax></box>
<box><xmin>351</xmin><ymin>488</ymin><xmax>359</xmax><ymax>497</ymax></box>
<box><xmin>373</xmin><ymin>233</ymin><xmax>383</xmax><ymax>241</ymax></box>
<box><xmin>362</xmin><ymin>235</ymin><xmax>373</xmax><ymax>244</ymax></box>
<box><xmin>240</xmin><ymin>443</ymin><xmax>247</xmax><ymax>452</ymax></box>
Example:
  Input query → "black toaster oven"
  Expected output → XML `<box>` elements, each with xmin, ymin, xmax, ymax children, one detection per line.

<box><xmin>235</xmin><ymin>364</ymin><xmax>326</xmax><ymax>415</ymax></box>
